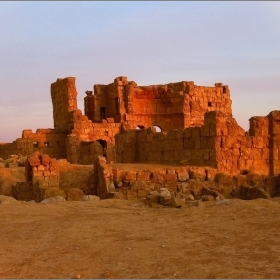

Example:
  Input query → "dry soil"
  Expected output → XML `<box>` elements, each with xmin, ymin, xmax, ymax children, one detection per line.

<box><xmin>1</xmin><ymin>197</ymin><xmax>280</xmax><ymax>279</ymax></box>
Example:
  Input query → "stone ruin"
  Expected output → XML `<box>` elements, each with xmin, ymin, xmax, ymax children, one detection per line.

<box><xmin>0</xmin><ymin>75</ymin><xmax>280</xmax><ymax>202</ymax></box>
<box><xmin>13</xmin><ymin>152</ymin><xmax>84</xmax><ymax>202</ymax></box>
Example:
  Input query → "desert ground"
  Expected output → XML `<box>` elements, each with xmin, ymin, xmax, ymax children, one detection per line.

<box><xmin>1</xmin><ymin>196</ymin><xmax>280</xmax><ymax>279</ymax></box>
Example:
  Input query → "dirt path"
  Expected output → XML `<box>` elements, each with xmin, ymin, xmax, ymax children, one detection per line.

<box><xmin>1</xmin><ymin>198</ymin><xmax>280</xmax><ymax>279</ymax></box>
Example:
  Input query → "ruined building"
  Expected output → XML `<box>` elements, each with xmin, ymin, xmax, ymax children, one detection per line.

<box><xmin>0</xmin><ymin>76</ymin><xmax>279</xmax><ymax>176</ymax></box>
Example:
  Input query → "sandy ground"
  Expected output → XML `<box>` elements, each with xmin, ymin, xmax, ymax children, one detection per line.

<box><xmin>1</xmin><ymin>197</ymin><xmax>280</xmax><ymax>279</ymax></box>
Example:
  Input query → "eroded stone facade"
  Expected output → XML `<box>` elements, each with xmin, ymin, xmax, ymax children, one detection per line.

<box><xmin>84</xmin><ymin>77</ymin><xmax>232</xmax><ymax>131</ymax></box>
<box><xmin>0</xmin><ymin>76</ymin><xmax>279</xmax><ymax>176</ymax></box>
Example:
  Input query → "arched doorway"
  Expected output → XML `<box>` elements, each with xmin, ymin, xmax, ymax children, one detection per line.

<box><xmin>96</xmin><ymin>139</ymin><xmax>107</xmax><ymax>158</ymax></box>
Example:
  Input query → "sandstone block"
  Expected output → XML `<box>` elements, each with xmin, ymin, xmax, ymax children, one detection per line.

<box><xmin>171</xmin><ymin>197</ymin><xmax>184</xmax><ymax>208</ymax></box>
<box><xmin>65</xmin><ymin>188</ymin><xmax>84</xmax><ymax>201</ymax></box>
<box><xmin>201</xmin><ymin>195</ymin><xmax>215</xmax><ymax>201</ymax></box>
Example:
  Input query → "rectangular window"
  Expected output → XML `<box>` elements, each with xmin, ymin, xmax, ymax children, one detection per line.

<box><xmin>44</xmin><ymin>142</ymin><xmax>49</xmax><ymax>147</ymax></box>
<box><xmin>100</xmin><ymin>107</ymin><xmax>107</xmax><ymax>120</ymax></box>
<box><xmin>208</xmin><ymin>102</ymin><xmax>212</xmax><ymax>107</ymax></box>
<box><xmin>33</xmin><ymin>142</ymin><xmax>39</xmax><ymax>148</ymax></box>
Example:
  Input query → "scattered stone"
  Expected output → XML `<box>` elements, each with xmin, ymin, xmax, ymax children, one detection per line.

<box><xmin>197</xmin><ymin>201</ymin><xmax>206</xmax><ymax>207</ymax></box>
<box><xmin>185</xmin><ymin>194</ymin><xmax>194</xmax><ymax>201</ymax></box>
<box><xmin>79</xmin><ymin>195</ymin><xmax>100</xmax><ymax>202</ymax></box>
<box><xmin>201</xmin><ymin>195</ymin><xmax>215</xmax><ymax>201</ymax></box>
<box><xmin>0</xmin><ymin>195</ymin><xmax>21</xmax><ymax>205</ymax></box>
<box><xmin>171</xmin><ymin>197</ymin><xmax>184</xmax><ymax>208</ymax></box>
<box><xmin>41</xmin><ymin>196</ymin><xmax>66</xmax><ymax>204</ymax></box>
<box><xmin>26</xmin><ymin>200</ymin><xmax>36</xmax><ymax>204</ymax></box>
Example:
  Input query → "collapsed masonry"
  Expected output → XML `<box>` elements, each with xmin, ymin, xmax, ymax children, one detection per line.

<box><xmin>13</xmin><ymin>152</ymin><xmax>84</xmax><ymax>202</ymax></box>
<box><xmin>0</xmin><ymin>76</ymin><xmax>279</xmax><ymax>176</ymax></box>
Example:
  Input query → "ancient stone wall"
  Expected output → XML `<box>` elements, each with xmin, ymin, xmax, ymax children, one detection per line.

<box><xmin>0</xmin><ymin>139</ymin><xmax>33</xmax><ymax>159</ymax></box>
<box><xmin>85</xmin><ymin>77</ymin><xmax>232</xmax><ymax>132</ymax></box>
<box><xmin>268</xmin><ymin>111</ymin><xmax>280</xmax><ymax>175</ymax></box>
<box><xmin>84</xmin><ymin>77</ymin><xmax>129</xmax><ymax>124</ymax></box>
<box><xmin>115</xmin><ymin>111</ymin><xmax>277</xmax><ymax>176</ymax></box>
<box><xmin>65</xmin><ymin>109</ymin><xmax>122</xmax><ymax>164</ymax></box>
<box><xmin>13</xmin><ymin>152</ymin><xmax>61</xmax><ymax>201</ymax></box>
<box><xmin>91</xmin><ymin>160</ymin><xmax>279</xmax><ymax>200</ymax></box>
<box><xmin>51</xmin><ymin>77</ymin><xmax>78</xmax><ymax>131</ymax></box>
<box><xmin>213</xmin><ymin>111</ymin><xmax>269</xmax><ymax>175</ymax></box>
<box><xmin>0</xmin><ymin>129</ymin><xmax>67</xmax><ymax>160</ymax></box>
<box><xmin>115</xmin><ymin>112</ymin><xmax>218</xmax><ymax>168</ymax></box>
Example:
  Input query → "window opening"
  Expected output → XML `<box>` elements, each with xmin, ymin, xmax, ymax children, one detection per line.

<box><xmin>100</xmin><ymin>107</ymin><xmax>107</xmax><ymax>120</ymax></box>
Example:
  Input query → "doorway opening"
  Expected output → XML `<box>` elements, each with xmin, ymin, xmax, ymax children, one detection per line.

<box><xmin>97</xmin><ymin>139</ymin><xmax>107</xmax><ymax>158</ymax></box>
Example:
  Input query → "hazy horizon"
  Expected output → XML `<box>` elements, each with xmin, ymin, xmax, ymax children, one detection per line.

<box><xmin>1</xmin><ymin>1</ymin><xmax>280</xmax><ymax>142</ymax></box>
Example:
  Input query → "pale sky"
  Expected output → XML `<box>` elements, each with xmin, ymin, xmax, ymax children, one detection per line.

<box><xmin>1</xmin><ymin>1</ymin><xmax>280</xmax><ymax>142</ymax></box>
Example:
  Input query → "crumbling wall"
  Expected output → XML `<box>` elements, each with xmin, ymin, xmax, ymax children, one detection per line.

<box><xmin>115</xmin><ymin>111</ymin><xmax>275</xmax><ymax>176</ymax></box>
<box><xmin>0</xmin><ymin>129</ymin><xmax>67</xmax><ymax>160</ymax></box>
<box><xmin>216</xmin><ymin>111</ymin><xmax>280</xmax><ymax>176</ymax></box>
<box><xmin>268</xmin><ymin>111</ymin><xmax>280</xmax><ymax>175</ymax></box>
<box><xmin>213</xmin><ymin>111</ymin><xmax>269</xmax><ymax>175</ymax></box>
<box><xmin>51</xmin><ymin>77</ymin><xmax>78</xmax><ymax>130</ymax></box>
<box><xmin>85</xmin><ymin>77</ymin><xmax>232</xmax><ymax>132</ymax></box>
<box><xmin>66</xmin><ymin>109</ymin><xmax>122</xmax><ymax>164</ymax></box>
<box><xmin>90</xmin><ymin>161</ymin><xmax>279</xmax><ymax>201</ymax></box>
<box><xmin>0</xmin><ymin>139</ymin><xmax>33</xmax><ymax>159</ymax></box>
<box><xmin>84</xmin><ymin>77</ymin><xmax>127</xmax><ymax>123</ymax></box>
<box><xmin>21</xmin><ymin>129</ymin><xmax>67</xmax><ymax>159</ymax></box>
<box><xmin>115</xmin><ymin>112</ymin><xmax>218</xmax><ymax>167</ymax></box>
<box><xmin>13</xmin><ymin>152</ymin><xmax>61</xmax><ymax>202</ymax></box>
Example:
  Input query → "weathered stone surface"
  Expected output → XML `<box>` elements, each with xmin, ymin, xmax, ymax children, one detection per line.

<box><xmin>0</xmin><ymin>195</ymin><xmax>21</xmax><ymax>204</ymax></box>
<box><xmin>185</xmin><ymin>194</ymin><xmax>194</xmax><ymax>201</ymax></box>
<box><xmin>146</xmin><ymin>191</ymin><xmax>161</xmax><ymax>206</ymax></box>
<box><xmin>171</xmin><ymin>197</ymin><xmax>184</xmax><ymax>208</ymax></box>
<box><xmin>41</xmin><ymin>196</ymin><xmax>66</xmax><ymax>204</ymax></box>
<box><xmin>1</xmin><ymin>75</ymin><xmax>280</xmax><ymax>203</ymax></box>
<box><xmin>80</xmin><ymin>195</ymin><xmax>100</xmax><ymax>202</ymax></box>
<box><xmin>65</xmin><ymin>188</ymin><xmax>84</xmax><ymax>201</ymax></box>
<box><xmin>240</xmin><ymin>186</ymin><xmax>270</xmax><ymax>200</ymax></box>
<box><xmin>201</xmin><ymin>195</ymin><xmax>215</xmax><ymax>201</ymax></box>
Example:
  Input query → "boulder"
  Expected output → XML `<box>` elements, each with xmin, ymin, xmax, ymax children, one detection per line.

<box><xmin>146</xmin><ymin>191</ymin><xmax>161</xmax><ymax>206</ymax></box>
<box><xmin>171</xmin><ymin>197</ymin><xmax>184</xmax><ymax>208</ymax></box>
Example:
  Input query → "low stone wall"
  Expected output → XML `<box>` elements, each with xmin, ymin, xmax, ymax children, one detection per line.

<box><xmin>13</xmin><ymin>152</ymin><xmax>84</xmax><ymax>202</ymax></box>
<box><xmin>91</xmin><ymin>160</ymin><xmax>280</xmax><ymax>201</ymax></box>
